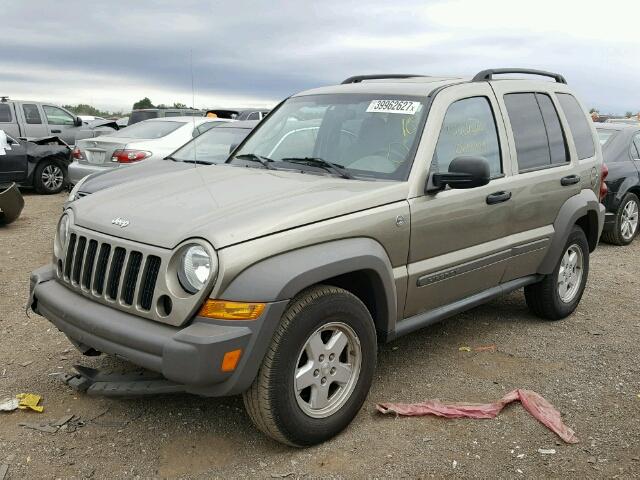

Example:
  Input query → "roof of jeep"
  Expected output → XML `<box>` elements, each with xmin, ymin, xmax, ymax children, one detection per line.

<box><xmin>294</xmin><ymin>76</ymin><xmax>467</xmax><ymax>97</ymax></box>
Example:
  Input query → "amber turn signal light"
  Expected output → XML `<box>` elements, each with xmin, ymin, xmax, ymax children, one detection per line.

<box><xmin>198</xmin><ymin>300</ymin><xmax>265</xmax><ymax>320</ymax></box>
<box><xmin>221</xmin><ymin>349</ymin><xmax>242</xmax><ymax>372</ymax></box>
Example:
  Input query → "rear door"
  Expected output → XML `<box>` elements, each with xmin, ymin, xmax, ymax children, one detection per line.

<box><xmin>0</xmin><ymin>136</ymin><xmax>27</xmax><ymax>183</ymax></box>
<box><xmin>20</xmin><ymin>103</ymin><xmax>48</xmax><ymax>138</ymax></box>
<box><xmin>0</xmin><ymin>102</ymin><xmax>21</xmax><ymax>138</ymax></box>
<box><xmin>491</xmin><ymin>83</ymin><xmax>590</xmax><ymax>281</ymax></box>
<box><xmin>404</xmin><ymin>83</ymin><xmax>513</xmax><ymax>317</ymax></box>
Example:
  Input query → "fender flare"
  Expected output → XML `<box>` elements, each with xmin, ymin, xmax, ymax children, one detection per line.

<box><xmin>220</xmin><ymin>237</ymin><xmax>398</xmax><ymax>333</ymax></box>
<box><xmin>537</xmin><ymin>189</ymin><xmax>603</xmax><ymax>274</ymax></box>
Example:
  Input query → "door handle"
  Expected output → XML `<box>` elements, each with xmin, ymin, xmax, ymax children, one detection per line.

<box><xmin>51</xmin><ymin>129</ymin><xmax>61</xmax><ymax>133</ymax></box>
<box><xmin>561</xmin><ymin>174</ymin><xmax>580</xmax><ymax>186</ymax></box>
<box><xmin>486</xmin><ymin>191</ymin><xmax>512</xmax><ymax>205</ymax></box>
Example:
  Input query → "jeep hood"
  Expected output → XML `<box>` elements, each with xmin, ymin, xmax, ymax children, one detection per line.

<box><xmin>71</xmin><ymin>165</ymin><xmax>408</xmax><ymax>249</ymax></box>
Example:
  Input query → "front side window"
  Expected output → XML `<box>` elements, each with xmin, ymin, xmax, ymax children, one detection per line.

<box><xmin>0</xmin><ymin>104</ymin><xmax>13</xmax><ymax>123</ymax></box>
<box><xmin>171</xmin><ymin>127</ymin><xmax>251</xmax><ymax>164</ymax></box>
<box><xmin>632</xmin><ymin>134</ymin><xmax>640</xmax><ymax>160</ymax></box>
<box><xmin>23</xmin><ymin>104</ymin><xmax>42</xmax><ymax>124</ymax></box>
<box><xmin>111</xmin><ymin>120</ymin><xmax>183</xmax><ymax>139</ymax></box>
<box><xmin>556</xmin><ymin>93</ymin><xmax>596</xmax><ymax>160</ymax></box>
<box><xmin>432</xmin><ymin>96</ymin><xmax>502</xmax><ymax>176</ymax></box>
<box><xmin>231</xmin><ymin>94</ymin><xmax>429</xmax><ymax>180</ymax></box>
<box><xmin>43</xmin><ymin>105</ymin><xmax>75</xmax><ymax>125</ymax></box>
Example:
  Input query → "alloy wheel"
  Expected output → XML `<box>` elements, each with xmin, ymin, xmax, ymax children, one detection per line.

<box><xmin>42</xmin><ymin>164</ymin><xmax>64</xmax><ymax>191</ymax></box>
<box><xmin>558</xmin><ymin>245</ymin><xmax>584</xmax><ymax>303</ymax></box>
<box><xmin>620</xmin><ymin>199</ymin><xmax>639</xmax><ymax>241</ymax></box>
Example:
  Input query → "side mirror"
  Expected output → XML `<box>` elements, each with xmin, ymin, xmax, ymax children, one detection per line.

<box><xmin>427</xmin><ymin>156</ymin><xmax>491</xmax><ymax>192</ymax></box>
<box><xmin>74</xmin><ymin>117</ymin><xmax>83</xmax><ymax>127</ymax></box>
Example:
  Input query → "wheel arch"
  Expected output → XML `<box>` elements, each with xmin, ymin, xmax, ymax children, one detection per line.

<box><xmin>537</xmin><ymin>189</ymin><xmax>604</xmax><ymax>274</ymax></box>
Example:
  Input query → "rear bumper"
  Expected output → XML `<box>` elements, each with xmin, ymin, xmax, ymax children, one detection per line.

<box><xmin>29</xmin><ymin>265</ymin><xmax>288</xmax><ymax>396</ymax></box>
<box><xmin>68</xmin><ymin>161</ymin><xmax>117</xmax><ymax>185</ymax></box>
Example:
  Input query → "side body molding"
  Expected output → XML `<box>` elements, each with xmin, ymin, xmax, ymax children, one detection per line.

<box><xmin>537</xmin><ymin>189</ymin><xmax>604</xmax><ymax>274</ymax></box>
<box><xmin>219</xmin><ymin>238</ymin><xmax>398</xmax><ymax>335</ymax></box>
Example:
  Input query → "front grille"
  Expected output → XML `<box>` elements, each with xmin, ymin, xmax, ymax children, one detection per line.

<box><xmin>61</xmin><ymin>232</ymin><xmax>161</xmax><ymax>312</ymax></box>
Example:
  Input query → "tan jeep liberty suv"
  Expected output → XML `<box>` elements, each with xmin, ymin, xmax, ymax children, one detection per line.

<box><xmin>29</xmin><ymin>68</ymin><xmax>605</xmax><ymax>446</ymax></box>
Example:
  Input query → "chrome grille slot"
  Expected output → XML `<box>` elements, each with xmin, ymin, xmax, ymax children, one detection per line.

<box><xmin>71</xmin><ymin>236</ymin><xmax>86</xmax><ymax>284</ymax></box>
<box><xmin>64</xmin><ymin>234</ymin><xmax>77</xmax><ymax>279</ymax></box>
<box><xmin>139</xmin><ymin>256</ymin><xmax>161</xmax><ymax>311</ymax></box>
<box><xmin>122</xmin><ymin>251</ymin><xmax>143</xmax><ymax>306</ymax></box>
<box><xmin>93</xmin><ymin>244</ymin><xmax>111</xmax><ymax>295</ymax></box>
<box><xmin>106</xmin><ymin>247</ymin><xmax>126</xmax><ymax>300</ymax></box>
<box><xmin>81</xmin><ymin>240</ymin><xmax>98</xmax><ymax>289</ymax></box>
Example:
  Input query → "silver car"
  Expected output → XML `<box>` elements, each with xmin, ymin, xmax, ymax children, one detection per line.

<box><xmin>68</xmin><ymin>117</ymin><xmax>230</xmax><ymax>184</ymax></box>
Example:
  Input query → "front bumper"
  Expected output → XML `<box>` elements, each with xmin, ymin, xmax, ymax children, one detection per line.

<box><xmin>68</xmin><ymin>161</ymin><xmax>117</xmax><ymax>185</ymax></box>
<box><xmin>29</xmin><ymin>265</ymin><xmax>288</xmax><ymax>396</ymax></box>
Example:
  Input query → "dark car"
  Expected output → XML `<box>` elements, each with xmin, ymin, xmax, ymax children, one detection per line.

<box><xmin>127</xmin><ymin>108</ymin><xmax>203</xmax><ymax>126</ymax></box>
<box><xmin>204</xmin><ymin>108</ymin><xmax>269</xmax><ymax>121</ymax></box>
<box><xmin>596</xmin><ymin>123</ymin><xmax>640</xmax><ymax>245</ymax></box>
<box><xmin>0</xmin><ymin>130</ymin><xmax>71</xmax><ymax>194</ymax></box>
<box><xmin>67</xmin><ymin>120</ymin><xmax>258</xmax><ymax>201</ymax></box>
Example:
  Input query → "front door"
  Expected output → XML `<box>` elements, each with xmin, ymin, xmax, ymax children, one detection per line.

<box><xmin>42</xmin><ymin>105</ymin><xmax>78</xmax><ymax>144</ymax></box>
<box><xmin>0</xmin><ymin>137</ymin><xmax>27</xmax><ymax>184</ymax></box>
<box><xmin>404</xmin><ymin>83</ymin><xmax>513</xmax><ymax>318</ymax></box>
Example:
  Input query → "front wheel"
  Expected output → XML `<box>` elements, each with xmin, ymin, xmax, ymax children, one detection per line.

<box><xmin>525</xmin><ymin>225</ymin><xmax>590</xmax><ymax>320</ymax></box>
<box><xmin>243</xmin><ymin>285</ymin><xmax>377</xmax><ymax>446</ymax></box>
<box><xmin>34</xmin><ymin>159</ymin><xmax>66</xmax><ymax>194</ymax></box>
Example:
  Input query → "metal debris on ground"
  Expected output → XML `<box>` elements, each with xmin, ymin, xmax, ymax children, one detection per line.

<box><xmin>16</xmin><ymin>393</ymin><xmax>44</xmax><ymax>412</ymax></box>
<box><xmin>376</xmin><ymin>389</ymin><xmax>579</xmax><ymax>444</ymax></box>
<box><xmin>537</xmin><ymin>448</ymin><xmax>557</xmax><ymax>455</ymax></box>
<box><xmin>19</xmin><ymin>414</ymin><xmax>81</xmax><ymax>434</ymax></box>
<box><xmin>0</xmin><ymin>397</ymin><xmax>19</xmax><ymax>412</ymax></box>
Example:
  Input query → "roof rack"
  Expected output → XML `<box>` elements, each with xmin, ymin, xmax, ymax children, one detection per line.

<box><xmin>472</xmin><ymin>68</ymin><xmax>567</xmax><ymax>84</ymax></box>
<box><xmin>341</xmin><ymin>74</ymin><xmax>427</xmax><ymax>84</ymax></box>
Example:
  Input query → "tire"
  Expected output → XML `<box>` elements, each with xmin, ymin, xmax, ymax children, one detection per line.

<box><xmin>243</xmin><ymin>285</ymin><xmax>377</xmax><ymax>447</ymax></box>
<box><xmin>525</xmin><ymin>225</ymin><xmax>589</xmax><ymax>320</ymax></box>
<box><xmin>601</xmin><ymin>193</ymin><xmax>639</xmax><ymax>246</ymax></box>
<box><xmin>34</xmin><ymin>158</ymin><xmax>66</xmax><ymax>194</ymax></box>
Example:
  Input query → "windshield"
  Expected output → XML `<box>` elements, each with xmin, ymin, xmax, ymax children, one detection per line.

<box><xmin>596</xmin><ymin>129</ymin><xmax>618</xmax><ymax>146</ymax></box>
<box><xmin>231</xmin><ymin>94</ymin><xmax>428</xmax><ymax>180</ymax></box>
<box><xmin>110</xmin><ymin>120</ymin><xmax>183</xmax><ymax>139</ymax></box>
<box><xmin>170</xmin><ymin>127</ymin><xmax>251</xmax><ymax>164</ymax></box>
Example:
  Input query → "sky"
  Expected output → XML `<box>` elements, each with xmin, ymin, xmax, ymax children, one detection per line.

<box><xmin>3</xmin><ymin>0</ymin><xmax>639</xmax><ymax>114</ymax></box>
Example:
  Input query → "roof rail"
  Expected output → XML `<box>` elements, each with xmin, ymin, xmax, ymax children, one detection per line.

<box><xmin>0</xmin><ymin>96</ymin><xmax>8</xmax><ymax>102</ymax></box>
<box><xmin>472</xmin><ymin>68</ymin><xmax>567</xmax><ymax>84</ymax></box>
<box><xmin>341</xmin><ymin>74</ymin><xmax>427</xmax><ymax>84</ymax></box>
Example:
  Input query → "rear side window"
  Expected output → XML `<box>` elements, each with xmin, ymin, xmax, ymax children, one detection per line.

<box><xmin>23</xmin><ymin>104</ymin><xmax>42</xmax><ymax>124</ymax></box>
<box><xmin>433</xmin><ymin>96</ymin><xmax>502</xmax><ymax>176</ymax></box>
<box><xmin>0</xmin><ymin>104</ymin><xmax>13</xmax><ymax>122</ymax></box>
<box><xmin>504</xmin><ymin>93</ymin><xmax>550</xmax><ymax>171</ymax></box>
<box><xmin>536</xmin><ymin>94</ymin><xmax>567</xmax><ymax>165</ymax></box>
<box><xmin>556</xmin><ymin>93</ymin><xmax>595</xmax><ymax>159</ymax></box>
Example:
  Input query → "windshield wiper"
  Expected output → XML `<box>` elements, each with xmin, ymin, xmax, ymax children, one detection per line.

<box><xmin>165</xmin><ymin>156</ymin><xmax>211</xmax><ymax>165</ymax></box>
<box><xmin>233</xmin><ymin>153</ymin><xmax>276</xmax><ymax>170</ymax></box>
<box><xmin>281</xmin><ymin>157</ymin><xmax>353</xmax><ymax>179</ymax></box>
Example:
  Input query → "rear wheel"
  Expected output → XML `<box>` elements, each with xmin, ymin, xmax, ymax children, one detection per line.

<box><xmin>525</xmin><ymin>225</ymin><xmax>589</xmax><ymax>320</ymax></box>
<box><xmin>34</xmin><ymin>159</ymin><xmax>66</xmax><ymax>194</ymax></box>
<box><xmin>243</xmin><ymin>285</ymin><xmax>377</xmax><ymax>446</ymax></box>
<box><xmin>602</xmin><ymin>193</ymin><xmax>639</xmax><ymax>245</ymax></box>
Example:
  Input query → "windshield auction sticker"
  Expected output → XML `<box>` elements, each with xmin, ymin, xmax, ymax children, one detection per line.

<box><xmin>366</xmin><ymin>100</ymin><xmax>421</xmax><ymax>115</ymax></box>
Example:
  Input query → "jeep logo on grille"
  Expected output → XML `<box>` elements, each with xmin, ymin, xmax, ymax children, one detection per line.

<box><xmin>111</xmin><ymin>217</ymin><xmax>130</xmax><ymax>228</ymax></box>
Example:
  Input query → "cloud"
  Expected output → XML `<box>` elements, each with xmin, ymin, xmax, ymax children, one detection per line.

<box><xmin>2</xmin><ymin>0</ymin><xmax>639</xmax><ymax>113</ymax></box>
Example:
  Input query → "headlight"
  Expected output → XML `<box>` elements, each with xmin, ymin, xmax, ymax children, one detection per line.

<box><xmin>54</xmin><ymin>213</ymin><xmax>71</xmax><ymax>257</ymax></box>
<box><xmin>68</xmin><ymin>176</ymin><xmax>88</xmax><ymax>202</ymax></box>
<box><xmin>178</xmin><ymin>244</ymin><xmax>216</xmax><ymax>293</ymax></box>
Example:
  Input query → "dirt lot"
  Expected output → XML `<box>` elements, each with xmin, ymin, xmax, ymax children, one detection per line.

<box><xmin>0</xmin><ymin>192</ymin><xmax>639</xmax><ymax>479</ymax></box>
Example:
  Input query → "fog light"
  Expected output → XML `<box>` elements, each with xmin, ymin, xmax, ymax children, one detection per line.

<box><xmin>221</xmin><ymin>349</ymin><xmax>242</xmax><ymax>372</ymax></box>
<box><xmin>198</xmin><ymin>300</ymin><xmax>265</xmax><ymax>320</ymax></box>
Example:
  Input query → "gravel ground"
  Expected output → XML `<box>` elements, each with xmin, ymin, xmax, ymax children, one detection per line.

<box><xmin>0</xmin><ymin>192</ymin><xmax>639</xmax><ymax>479</ymax></box>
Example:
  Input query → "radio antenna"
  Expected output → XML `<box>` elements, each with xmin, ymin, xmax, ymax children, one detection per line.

<box><xmin>190</xmin><ymin>49</ymin><xmax>198</xmax><ymax>166</ymax></box>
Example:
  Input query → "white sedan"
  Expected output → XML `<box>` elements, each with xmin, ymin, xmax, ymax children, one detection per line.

<box><xmin>68</xmin><ymin>116</ymin><xmax>231</xmax><ymax>185</ymax></box>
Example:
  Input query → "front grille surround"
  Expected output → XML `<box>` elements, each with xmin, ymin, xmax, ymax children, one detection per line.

<box><xmin>55</xmin><ymin>224</ymin><xmax>215</xmax><ymax>327</ymax></box>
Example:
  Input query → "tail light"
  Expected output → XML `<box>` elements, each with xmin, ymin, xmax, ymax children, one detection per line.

<box><xmin>72</xmin><ymin>147</ymin><xmax>84</xmax><ymax>160</ymax></box>
<box><xmin>599</xmin><ymin>163</ymin><xmax>609</xmax><ymax>202</ymax></box>
<box><xmin>111</xmin><ymin>149</ymin><xmax>152</xmax><ymax>163</ymax></box>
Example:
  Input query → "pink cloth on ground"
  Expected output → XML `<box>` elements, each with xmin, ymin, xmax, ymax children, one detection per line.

<box><xmin>376</xmin><ymin>389</ymin><xmax>579</xmax><ymax>444</ymax></box>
